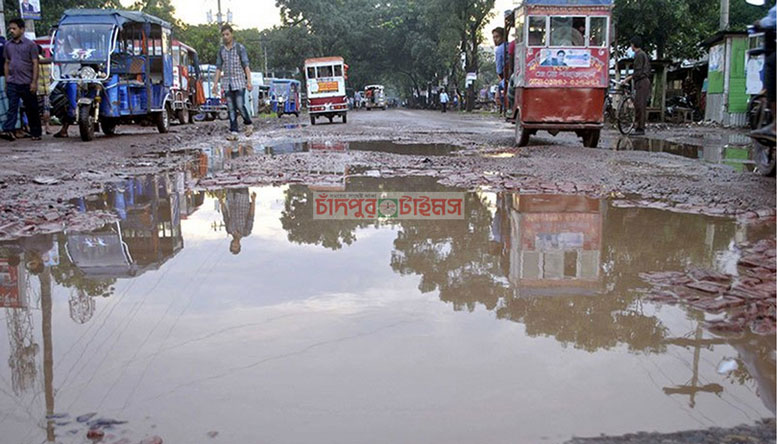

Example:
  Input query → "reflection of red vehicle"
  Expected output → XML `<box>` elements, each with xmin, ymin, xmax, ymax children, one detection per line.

<box><xmin>305</xmin><ymin>57</ymin><xmax>349</xmax><ymax>125</ymax></box>
<box><xmin>0</xmin><ymin>259</ymin><xmax>25</xmax><ymax>309</ymax></box>
<box><xmin>506</xmin><ymin>194</ymin><xmax>603</xmax><ymax>294</ymax></box>
<box><xmin>504</xmin><ymin>0</ymin><xmax>612</xmax><ymax>148</ymax></box>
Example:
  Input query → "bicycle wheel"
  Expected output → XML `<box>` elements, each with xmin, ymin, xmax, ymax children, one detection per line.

<box><xmin>617</xmin><ymin>96</ymin><xmax>636</xmax><ymax>135</ymax></box>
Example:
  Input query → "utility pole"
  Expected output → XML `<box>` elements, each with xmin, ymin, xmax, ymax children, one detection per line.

<box><xmin>217</xmin><ymin>0</ymin><xmax>223</xmax><ymax>25</ymax></box>
<box><xmin>0</xmin><ymin>2</ymin><xmax>5</xmax><ymax>38</ymax></box>
<box><xmin>720</xmin><ymin>0</ymin><xmax>730</xmax><ymax>31</ymax></box>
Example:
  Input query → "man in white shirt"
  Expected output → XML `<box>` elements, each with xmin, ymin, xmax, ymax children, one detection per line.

<box><xmin>439</xmin><ymin>90</ymin><xmax>449</xmax><ymax>113</ymax></box>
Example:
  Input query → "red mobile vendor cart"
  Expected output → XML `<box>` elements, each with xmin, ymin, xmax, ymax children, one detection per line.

<box><xmin>505</xmin><ymin>0</ymin><xmax>612</xmax><ymax>148</ymax></box>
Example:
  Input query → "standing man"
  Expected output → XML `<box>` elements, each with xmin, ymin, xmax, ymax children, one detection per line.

<box><xmin>493</xmin><ymin>27</ymin><xmax>507</xmax><ymax>114</ymax></box>
<box><xmin>439</xmin><ymin>89</ymin><xmax>449</xmax><ymax>113</ymax></box>
<box><xmin>1</xmin><ymin>19</ymin><xmax>40</xmax><ymax>141</ymax></box>
<box><xmin>213</xmin><ymin>24</ymin><xmax>253</xmax><ymax>141</ymax></box>
<box><xmin>623</xmin><ymin>36</ymin><xmax>651</xmax><ymax>136</ymax></box>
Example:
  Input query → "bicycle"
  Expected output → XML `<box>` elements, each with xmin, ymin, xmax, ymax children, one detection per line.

<box><xmin>615</xmin><ymin>80</ymin><xmax>637</xmax><ymax>136</ymax></box>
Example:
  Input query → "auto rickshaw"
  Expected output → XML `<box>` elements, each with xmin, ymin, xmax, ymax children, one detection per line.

<box><xmin>504</xmin><ymin>0</ymin><xmax>612</xmax><ymax>148</ymax></box>
<box><xmin>305</xmin><ymin>57</ymin><xmax>349</xmax><ymax>125</ymax></box>
<box><xmin>364</xmin><ymin>85</ymin><xmax>387</xmax><ymax>110</ymax></box>
<box><xmin>171</xmin><ymin>40</ymin><xmax>203</xmax><ymax>124</ymax></box>
<box><xmin>270</xmin><ymin>79</ymin><xmax>301</xmax><ymax>118</ymax></box>
<box><xmin>197</xmin><ymin>64</ymin><xmax>229</xmax><ymax>121</ymax></box>
<box><xmin>52</xmin><ymin>9</ymin><xmax>176</xmax><ymax>141</ymax></box>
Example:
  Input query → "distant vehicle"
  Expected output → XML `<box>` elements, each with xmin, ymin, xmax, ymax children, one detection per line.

<box><xmin>305</xmin><ymin>56</ymin><xmax>348</xmax><ymax>125</ymax></box>
<box><xmin>270</xmin><ymin>78</ymin><xmax>301</xmax><ymax>118</ymax></box>
<box><xmin>171</xmin><ymin>40</ymin><xmax>202</xmax><ymax>124</ymax></box>
<box><xmin>197</xmin><ymin>64</ymin><xmax>228</xmax><ymax>121</ymax></box>
<box><xmin>364</xmin><ymin>85</ymin><xmax>387</xmax><ymax>110</ymax></box>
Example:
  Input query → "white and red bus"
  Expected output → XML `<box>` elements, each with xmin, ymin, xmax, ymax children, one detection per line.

<box><xmin>305</xmin><ymin>56</ymin><xmax>348</xmax><ymax>125</ymax></box>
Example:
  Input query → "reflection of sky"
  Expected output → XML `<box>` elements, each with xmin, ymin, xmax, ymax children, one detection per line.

<box><xmin>0</xmin><ymin>186</ymin><xmax>773</xmax><ymax>444</ymax></box>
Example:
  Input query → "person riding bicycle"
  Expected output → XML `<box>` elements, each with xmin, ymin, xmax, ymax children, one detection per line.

<box><xmin>751</xmin><ymin>5</ymin><xmax>776</xmax><ymax>143</ymax></box>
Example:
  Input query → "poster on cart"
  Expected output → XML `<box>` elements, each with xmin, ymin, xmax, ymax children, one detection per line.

<box><xmin>525</xmin><ymin>47</ymin><xmax>608</xmax><ymax>88</ymax></box>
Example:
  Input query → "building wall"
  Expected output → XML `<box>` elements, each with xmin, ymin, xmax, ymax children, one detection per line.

<box><xmin>729</xmin><ymin>37</ymin><xmax>748</xmax><ymax>114</ymax></box>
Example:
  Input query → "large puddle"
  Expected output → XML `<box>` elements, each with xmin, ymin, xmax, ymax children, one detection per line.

<box><xmin>612</xmin><ymin>136</ymin><xmax>756</xmax><ymax>172</ymax></box>
<box><xmin>264</xmin><ymin>140</ymin><xmax>461</xmax><ymax>156</ymax></box>
<box><xmin>0</xmin><ymin>174</ymin><xmax>774</xmax><ymax>443</ymax></box>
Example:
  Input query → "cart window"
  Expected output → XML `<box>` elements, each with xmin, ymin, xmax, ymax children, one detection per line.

<box><xmin>515</xmin><ymin>14</ymin><xmax>525</xmax><ymax>44</ymax></box>
<box><xmin>307</xmin><ymin>67</ymin><xmax>316</xmax><ymax>79</ymax></box>
<box><xmin>589</xmin><ymin>17</ymin><xmax>608</xmax><ymax>47</ymax></box>
<box><xmin>550</xmin><ymin>16</ymin><xmax>586</xmax><ymax>47</ymax></box>
<box><xmin>334</xmin><ymin>65</ymin><xmax>343</xmax><ymax>77</ymax></box>
<box><xmin>318</xmin><ymin>65</ymin><xmax>334</xmax><ymax>78</ymax></box>
<box><xmin>528</xmin><ymin>16</ymin><xmax>547</xmax><ymax>47</ymax></box>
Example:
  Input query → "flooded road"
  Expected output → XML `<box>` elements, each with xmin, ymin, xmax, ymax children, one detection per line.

<box><xmin>0</xmin><ymin>174</ymin><xmax>774</xmax><ymax>443</ymax></box>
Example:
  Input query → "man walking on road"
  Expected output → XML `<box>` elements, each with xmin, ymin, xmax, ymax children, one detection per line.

<box><xmin>623</xmin><ymin>36</ymin><xmax>651</xmax><ymax>136</ymax></box>
<box><xmin>493</xmin><ymin>27</ymin><xmax>507</xmax><ymax>114</ymax></box>
<box><xmin>439</xmin><ymin>89</ymin><xmax>449</xmax><ymax>113</ymax></box>
<box><xmin>1</xmin><ymin>19</ymin><xmax>41</xmax><ymax>141</ymax></box>
<box><xmin>213</xmin><ymin>24</ymin><xmax>253</xmax><ymax>141</ymax></box>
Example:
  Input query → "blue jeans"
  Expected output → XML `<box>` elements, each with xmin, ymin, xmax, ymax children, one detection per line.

<box><xmin>5</xmin><ymin>82</ymin><xmax>40</xmax><ymax>137</ymax></box>
<box><xmin>225</xmin><ymin>88</ymin><xmax>252</xmax><ymax>132</ymax></box>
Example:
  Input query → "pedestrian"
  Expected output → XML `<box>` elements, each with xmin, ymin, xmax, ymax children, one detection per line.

<box><xmin>1</xmin><ymin>18</ymin><xmax>41</xmax><ymax>141</ymax></box>
<box><xmin>37</xmin><ymin>45</ymin><xmax>51</xmax><ymax>135</ymax></box>
<box><xmin>452</xmin><ymin>91</ymin><xmax>459</xmax><ymax>111</ymax></box>
<box><xmin>220</xmin><ymin>188</ymin><xmax>256</xmax><ymax>255</ymax></box>
<box><xmin>213</xmin><ymin>24</ymin><xmax>253</xmax><ymax>142</ymax></box>
<box><xmin>439</xmin><ymin>89</ymin><xmax>449</xmax><ymax>113</ymax></box>
<box><xmin>0</xmin><ymin>30</ymin><xmax>10</xmax><ymax>133</ymax></box>
<box><xmin>623</xmin><ymin>36</ymin><xmax>651</xmax><ymax>136</ymax></box>
<box><xmin>493</xmin><ymin>27</ymin><xmax>507</xmax><ymax>113</ymax></box>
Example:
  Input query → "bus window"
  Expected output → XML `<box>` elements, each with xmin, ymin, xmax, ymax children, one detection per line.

<box><xmin>550</xmin><ymin>16</ymin><xmax>586</xmax><ymax>47</ymax></box>
<box><xmin>528</xmin><ymin>16</ymin><xmax>547</xmax><ymax>47</ymax></box>
<box><xmin>515</xmin><ymin>14</ymin><xmax>525</xmax><ymax>44</ymax></box>
<box><xmin>334</xmin><ymin>65</ymin><xmax>343</xmax><ymax>77</ymax></box>
<box><xmin>589</xmin><ymin>17</ymin><xmax>608</xmax><ymax>47</ymax></box>
<box><xmin>318</xmin><ymin>65</ymin><xmax>334</xmax><ymax>78</ymax></box>
<box><xmin>307</xmin><ymin>67</ymin><xmax>316</xmax><ymax>79</ymax></box>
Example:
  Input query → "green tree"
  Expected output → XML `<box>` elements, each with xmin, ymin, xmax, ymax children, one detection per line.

<box><xmin>130</xmin><ymin>0</ymin><xmax>182</xmax><ymax>31</ymax></box>
<box><xmin>614</xmin><ymin>0</ymin><xmax>773</xmax><ymax>60</ymax></box>
<box><xmin>2</xmin><ymin>0</ymin><xmax>122</xmax><ymax>36</ymax></box>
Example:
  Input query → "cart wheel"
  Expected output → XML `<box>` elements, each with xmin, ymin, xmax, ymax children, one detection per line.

<box><xmin>294</xmin><ymin>112</ymin><xmax>299</xmax><ymax>118</ymax></box>
<box><xmin>515</xmin><ymin>113</ymin><xmax>530</xmax><ymax>147</ymax></box>
<box><xmin>342</xmin><ymin>114</ymin><xmax>347</xmax><ymax>124</ymax></box>
<box><xmin>156</xmin><ymin>105</ymin><xmax>170</xmax><ymax>134</ymax></box>
<box><xmin>78</xmin><ymin>105</ymin><xmax>95</xmax><ymax>142</ymax></box>
<box><xmin>204</xmin><ymin>113</ymin><xmax>215</xmax><ymax>121</ymax></box>
<box><xmin>218</xmin><ymin>110</ymin><xmax>228</xmax><ymax>120</ymax></box>
<box><xmin>583</xmin><ymin>130</ymin><xmax>601</xmax><ymax>148</ymax></box>
<box><xmin>328</xmin><ymin>116</ymin><xmax>334</xmax><ymax>123</ymax></box>
<box><xmin>177</xmin><ymin>107</ymin><xmax>190</xmax><ymax>125</ymax></box>
<box><xmin>102</xmin><ymin>118</ymin><xmax>117</xmax><ymax>136</ymax></box>
<box><xmin>310</xmin><ymin>115</ymin><xmax>316</xmax><ymax>126</ymax></box>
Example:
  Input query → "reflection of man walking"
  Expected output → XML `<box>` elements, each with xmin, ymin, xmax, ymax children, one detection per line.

<box><xmin>221</xmin><ymin>189</ymin><xmax>256</xmax><ymax>255</ymax></box>
<box><xmin>624</xmin><ymin>36</ymin><xmax>651</xmax><ymax>136</ymax></box>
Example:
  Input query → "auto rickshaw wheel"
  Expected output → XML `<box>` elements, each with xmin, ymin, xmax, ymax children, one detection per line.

<box><xmin>218</xmin><ymin>110</ymin><xmax>228</xmax><ymax>120</ymax></box>
<box><xmin>177</xmin><ymin>107</ymin><xmax>190</xmax><ymax>125</ymax></box>
<box><xmin>78</xmin><ymin>105</ymin><xmax>95</xmax><ymax>142</ymax></box>
<box><xmin>102</xmin><ymin>118</ymin><xmax>117</xmax><ymax>136</ymax></box>
<box><xmin>328</xmin><ymin>116</ymin><xmax>334</xmax><ymax>123</ymax></box>
<box><xmin>277</xmin><ymin>112</ymin><xmax>283</xmax><ymax>118</ymax></box>
<box><xmin>156</xmin><ymin>105</ymin><xmax>170</xmax><ymax>134</ymax></box>
<box><xmin>583</xmin><ymin>130</ymin><xmax>601</xmax><ymax>148</ymax></box>
<box><xmin>515</xmin><ymin>115</ymin><xmax>530</xmax><ymax>147</ymax></box>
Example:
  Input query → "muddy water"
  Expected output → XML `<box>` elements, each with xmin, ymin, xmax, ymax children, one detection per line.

<box><xmin>265</xmin><ymin>140</ymin><xmax>461</xmax><ymax>156</ymax></box>
<box><xmin>0</xmin><ymin>175</ymin><xmax>774</xmax><ymax>444</ymax></box>
<box><xmin>612</xmin><ymin>137</ymin><xmax>755</xmax><ymax>172</ymax></box>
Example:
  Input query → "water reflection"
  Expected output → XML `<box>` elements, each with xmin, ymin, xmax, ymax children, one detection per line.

<box><xmin>264</xmin><ymin>141</ymin><xmax>459</xmax><ymax>156</ymax></box>
<box><xmin>0</xmin><ymin>175</ymin><xmax>773</xmax><ymax>443</ymax></box>
<box><xmin>615</xmin><ymin>137</ymin><xmax>755</xmax><ymax>172</ymax></box>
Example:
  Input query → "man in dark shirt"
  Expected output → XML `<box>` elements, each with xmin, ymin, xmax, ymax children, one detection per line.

<box><xmin>1</xmin><ymin>18</ymin><xmax>41</xmax><ymax>141</ymax></box>
<box><xmin>624</xmin><ymin>36</ymin><xmax>651</xmax><ymax>136</ymax></box>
